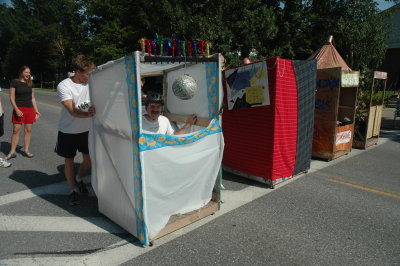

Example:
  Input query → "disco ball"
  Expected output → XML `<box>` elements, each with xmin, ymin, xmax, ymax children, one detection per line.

<box><xmin>172</xmin><ymin>74</ymin><xmax>198</xmax><ymax>100</ymax></box>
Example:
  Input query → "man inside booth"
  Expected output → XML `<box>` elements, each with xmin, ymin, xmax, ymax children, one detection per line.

<box><xmin>142</xmin><ymin>93</ymin><xmax>197</xmax><ymax>135</ymax></box>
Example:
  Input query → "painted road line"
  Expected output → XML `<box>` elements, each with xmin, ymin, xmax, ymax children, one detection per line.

<box><xmin>0</xmin><ymin>215</ymin><xmax>126</xmax><ymax>233</ymax></box>
<box><xmin>325</xmin><ymin>177</ymin><xmax>400</xmax><ymax>200</ymax></box>
<box><xmin>0</xmin><ymin>180</ymin><xmax>97</xmax><ymax>207</ymax></box>
<box><xmin>317</xmin><ymin>172</ymin><xmax>400</xmax><ymax>196</ymax></box>
<box><xmin>36</xmin><ymin>100</ymin><xmax>61</xmax><ymax>110</ymax></box>
<box><xmin>0</xmin><ymin>91</ymin><xmax>61</xmax><ymax>110</ymax></box>
<box><xmin>0</xmin><ymin>175</ymin><xmax>304</xmax><ymax>266</ymax></box>
<box><xmin>0</xmin><ymin>181</ymin><xmax>69</xmax><ymax>206</ymax></box>
<box><xmin>0</xmin><ymin>133</ymin><xmax>398</xmax><ymax>265</ymax></box>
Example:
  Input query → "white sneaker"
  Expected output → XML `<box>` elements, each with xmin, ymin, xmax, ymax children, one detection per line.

<box><xmin>0</xmin><ymin>158</ymin><xmax>11</xmax><ymax>168</ymax></box>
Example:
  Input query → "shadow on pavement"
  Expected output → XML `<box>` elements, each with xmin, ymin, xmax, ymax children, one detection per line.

<box><xmin>6</xmin><ymin>165</ymin><xmax>142</xmax><ymax>249</ymax></box>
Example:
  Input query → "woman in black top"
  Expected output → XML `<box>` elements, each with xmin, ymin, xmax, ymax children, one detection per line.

<box><xmin>6</xmin><ymin>65</ymin><xmax>41</xmax><ymax>159</ymax></box>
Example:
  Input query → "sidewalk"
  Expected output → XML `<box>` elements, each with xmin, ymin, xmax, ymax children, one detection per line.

<box><xmin>381</xmin><ymin>107</ymin><xmax>400</xmax><ymax>130</ymax></box>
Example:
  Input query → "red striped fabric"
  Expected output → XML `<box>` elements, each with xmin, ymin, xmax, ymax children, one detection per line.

<box><xmin>222</xmin><ymin>57</ymin><xmax>298</xmax><ymax>181</ymax></box>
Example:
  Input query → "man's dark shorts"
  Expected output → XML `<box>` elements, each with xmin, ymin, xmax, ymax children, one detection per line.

<box><xmin>55</xmin><ymin>131</ymin><xmax>89</xmax><ymax>158</ymax></box>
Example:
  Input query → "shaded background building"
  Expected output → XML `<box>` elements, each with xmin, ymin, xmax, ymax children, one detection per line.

<box><xmin>381</xmin><ymin>4</ymin><xmax>400</xmax><ymax>92</ymax></box>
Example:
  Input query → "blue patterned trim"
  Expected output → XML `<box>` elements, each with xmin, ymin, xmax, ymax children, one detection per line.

<box><xmin>205</xmin><ymin>62</ymin><xmax>218</xmax><ymax>118</ymax></box>
<box><xmin>124</xmin><ymin>53</ymin><xmax>148</xmax><ymax>245</ymax></box>
<box><xmin>139</xmin><ymin>119</ymin><xmax>222</xmax><ymax>151</ymax></box>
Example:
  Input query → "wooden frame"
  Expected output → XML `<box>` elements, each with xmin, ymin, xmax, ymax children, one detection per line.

<box><xmin>312</xmin><ymin>67</ymin><xmax>359</xmax><ymax>161</ymax></box>
<box><xmin>353</xmin><ymin>71</ymin><xmax>387</xmax><ymax>149</ymax></box>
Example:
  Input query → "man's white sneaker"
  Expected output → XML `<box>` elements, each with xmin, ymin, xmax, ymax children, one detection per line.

<box><xmin>0</xmin><ymin>158</ymin><xmax>11</xmax><ymax>168</ymax></box>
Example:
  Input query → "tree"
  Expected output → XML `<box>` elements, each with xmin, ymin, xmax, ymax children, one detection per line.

<box><xmin>306</xmin><ymin>0</ymin><xmax>388</xmax><ymax>71</ymax></box>
<box><xmin>132</xmin><ymin>0</ymin><xmax>278</xmax><ymax>66</ymax></box>
<box><xmin>82</xmin><ymin>0</ymin><xmax>142</xmax><ymax>64</ymax></box>
<box><xmin>1</xmin><ymin>0</ymin><xmax>394</xmax><ymax>82</ymax></box>
<box><xmin>2</xmin><ymin>0</ymin><xmax>88</xmax><ymax>82</ymax></box>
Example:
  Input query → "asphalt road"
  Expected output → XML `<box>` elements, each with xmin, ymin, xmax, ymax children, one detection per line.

<box><xmin>0</xmin><ymin>89</ymin><xmax>399</xmax><ymax>265</ymax></box>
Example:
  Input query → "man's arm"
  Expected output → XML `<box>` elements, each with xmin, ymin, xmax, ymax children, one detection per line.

<box><xmin>173</xmin><ymin>114</ymin><xmax>197</xmax><ymax>135</ymax></box>
<box><xmin>61</xmin><ymin>99</ymin><xmax>96</xmax><ymax>118</ymax></box>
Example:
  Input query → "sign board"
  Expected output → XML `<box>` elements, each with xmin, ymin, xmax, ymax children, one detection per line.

<box><xmin>373</xmin><ymin>71</ymin><xmax>387</xmax><ymax>80</ymax></box>
<box><xmin>341</xmin><ymin>71</ymin><xmax>359</xmax><ymax>87</ymax></box>
<box><xmin>335</xmin><ymin>130</ymin><xmax>352</xmax><ymax>145</ymax></box>
<box><xmin>224</xmin><ymin>61</ymin><xmax>270</xmax><ymax>110</ymax></box>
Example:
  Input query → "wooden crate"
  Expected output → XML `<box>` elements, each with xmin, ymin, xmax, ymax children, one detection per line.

<box><xmin>312</xmin><ymin>68</ymin><xmax>358</xmax><ymax>160</ymax></box>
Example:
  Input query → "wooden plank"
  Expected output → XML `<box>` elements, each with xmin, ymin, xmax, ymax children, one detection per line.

<box><xmin>373</xmin><ymin>105</ymin><xmax>383</xmax><ymax>136</ymax></box>
<box><xmin>312</xmin><ymin>151</ymin><xmax>334</xmax><ymax>161</ymax></box>
<box><xmin>352</xmin><ymin>139</ymin><xmax>366</xmax><ymax>149</ymax></box>
<box><xmin>338</xmin><ymin>105</ymin><xmax>354</xmax><ymax>109</ymax></box>
<box><xmin>163</xmin><ymin>63</ymin><xmax>186</xmax><ymax>73</ymax></box>
<box><xmin>331</xmin><ymin>149</ymin><xmax>350</xmax><ymax>160</ymax></box>
<box><xmin>365</xmin><ymin>137</ymin><xmax>379</xmax><ymax>148</ymax></box>
<box><xmin>141</xmin><ymin>72</ymin><xmax>163</xmax><ymax>77</ymax></box>
<box><xmin>312</xmin><ymin>119</ymin><xmax>336</xmax><ymax>155</ymax></box>
<box><xmin>151</xmin><ymin>201</ymin><xmax>219</xmax><ymax>241</ymax></box>
<box><xmin>164</xmin><ymin>112</ymin><xmax>211</xmax><ymax>127</ymax></box>
<box><xmin>367</xmin><ymin>106</ymin><xmax>376</xmax><ymax>139</ymax></box>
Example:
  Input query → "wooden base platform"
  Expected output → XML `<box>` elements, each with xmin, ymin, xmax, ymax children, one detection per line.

<box><xmin>150</xmin><ymin>199</ymin><xmax>219</xmax><ymax>242</ymax></box>
<box><xmin>352</xmin><ymin>137</ymin><xmax>379</xmax><ymax>149</ymax></box>
<box><xmin>312</xmin><ymin>149</ymin><xmax>349</xmax><ymax>161</ymax></box>
<box><xmin>222</xmin><ymin>165</ymin><xmax>302</xmax><ymax>189</ymax></box>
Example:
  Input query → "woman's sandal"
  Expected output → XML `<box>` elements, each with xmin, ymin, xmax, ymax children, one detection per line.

<box><xmin>5</xmin><ymin>153</ymin><xmax>17</xmax><ymax>160</ymax></box>
<box><xmin>22</xmin><ymin>151</ymin><xmax>34</xmax><ymax>158</ymax></box>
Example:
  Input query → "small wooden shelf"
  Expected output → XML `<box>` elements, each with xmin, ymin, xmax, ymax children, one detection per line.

<box><xmin>338</xmin><ymin>105</ymin><xmax>354</xmax><ymax>109</ymax></box>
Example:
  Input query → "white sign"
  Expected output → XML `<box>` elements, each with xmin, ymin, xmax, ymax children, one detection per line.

<box><xmin>373</xmin><ymin>71</ymin><xmax>387</xmax><ymax>80</ymax></box>
<box><xmin>336</xmin><ymin>130</ymin><xmax>352</xmax><ymax>145</ymax></box>
<box><xmin>341</xmin><ymin>72</ymin><xmax>359</xmax><ymax>87</ymax></box>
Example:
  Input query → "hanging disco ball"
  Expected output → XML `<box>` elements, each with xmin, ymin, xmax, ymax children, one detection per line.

<box><xmin>172</xmin><ymin>74</ymin><xmax>198</xmax><ymax>100</ymax></box>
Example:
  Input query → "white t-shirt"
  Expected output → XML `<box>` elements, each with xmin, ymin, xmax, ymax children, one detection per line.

<box><xmin>57</xmin><ymin>78</ymin><xmax>92</xmax><ymax>134</ymax></box>
<box><xmin>142</xmin><ymin>115</ymin><xmax>174</xmax><ymax>135</ymax></box>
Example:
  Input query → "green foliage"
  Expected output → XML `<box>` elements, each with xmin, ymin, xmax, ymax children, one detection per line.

<box><xmin>306</xmin><ymin>0</ymin><xmax>388</xmax><ymax>71</ymax></box>
<box><xmin>0</xmin><ymin>0</ymin><xmax>394</xmax><ymax>83</ymax></box>
<box><xmin>1</xmin><ymin>0</ymin><xmax>89</xmax><ymax>82</ymax></box>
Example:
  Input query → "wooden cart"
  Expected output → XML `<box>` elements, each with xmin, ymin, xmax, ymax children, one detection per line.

<box><xmin>312</xmin><ymin>67</ymin><xmax>359</xmax><ymax>161</ymax></box>
<box><xmin>353</xmin><ymin>71</ymin><xmax>387</xmax><ymax>149</ymax></box>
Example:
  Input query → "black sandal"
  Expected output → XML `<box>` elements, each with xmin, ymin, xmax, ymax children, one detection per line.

<box><xmin>5</xmin><ymin>153</ymin><xmax>17</xmax><ymax>160</ymax></box>
<box><xmin>22</xmin><ymin>151</ymin><xmax>34</xmax><ymax>158</ymax></box>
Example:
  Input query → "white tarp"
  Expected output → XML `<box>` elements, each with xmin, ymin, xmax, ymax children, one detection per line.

<box><xmin>142</xmin><ymin>132</ymin><xmax>223</xmax><ymax>238</ymax></box>
<box><xmin>89</xmin><ymin>53</ymin><xmax>223</xmax><ymax>245</ymax></box>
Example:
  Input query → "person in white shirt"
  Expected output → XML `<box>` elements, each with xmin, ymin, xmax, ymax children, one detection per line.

<box><xmin>54</xmin><ymin>54</ymin><xmax>96</xmax><ymax>206</ymax></box>
<box><xmin>142</xmin><ymin>94</ymin><xmax>197</xmax><ymax>135</ymax></box>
